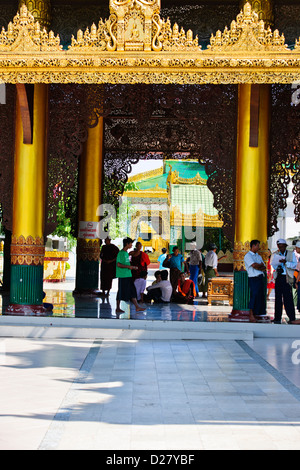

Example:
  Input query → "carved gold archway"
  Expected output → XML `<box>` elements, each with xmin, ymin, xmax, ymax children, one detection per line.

<box><xmin>0</xmin><ymin>2</ymin><xmax>299</xmax><ymax>84</ymax></box>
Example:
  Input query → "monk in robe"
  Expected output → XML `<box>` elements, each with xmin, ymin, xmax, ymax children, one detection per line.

<box><xmin>173</xmin><ymin>272</ymin><xmax>196</xmax><ymax>305</ymax></box>
<box><xmin>100</xmin><ymin>236</ymin><xmax>119</xmax><ymax>297</ymax></box>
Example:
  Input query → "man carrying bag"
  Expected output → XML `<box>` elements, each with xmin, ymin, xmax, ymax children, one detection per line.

<box><xmin>271</xmin><ymin>239</ymin><xmax>297</xmax><ymax>324</ymax></box>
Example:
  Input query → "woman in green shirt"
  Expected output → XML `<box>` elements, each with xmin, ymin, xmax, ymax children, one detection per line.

<box><xmin>116</xmin><ymin>237</ymin><xmax>146</xmax><ymax>314</ymax></box>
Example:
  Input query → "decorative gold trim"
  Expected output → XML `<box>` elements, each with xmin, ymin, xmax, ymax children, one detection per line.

<box><xmin>77</xmin><ymin>238</ymin><xmax>101</xmax><ymax>262</ymax></box>
<box><xmin>124</xmin><ymin>185</ymin><xmax>167</xmax><ymax>199</ymax></box>
<box><xmin>128</xmin><ymin>166</ymin><xmax>163</xmax><ymax>183</ymax></box>
<box><xmin>170</xmin><ymin>170</ymin><xmax>207</xmax><ymax>186</ymax></box>
<box><xmin>233</xmin><ymin>240</ymin><xmax>269</xmax><ymax>271</ymax></box>
<box><xmin>0</xmin><ymin>3</ymin><xmax>299</xmax><ymax>84</ymax></box>
<box><xmin>11</xmin><ymin>235</ymin><xmax>45</xmax><ymax>266</ymax></box>
<box><xmin>171</xmin><ymin>207</ymin><xmax>223</xmax><ymax>228</ymax></box>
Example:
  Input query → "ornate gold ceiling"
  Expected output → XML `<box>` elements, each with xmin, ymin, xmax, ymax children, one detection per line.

<box><xmin>0</xmin><ymin>1</ymin><xmax>299</xmax><ymax>84</ymax></box>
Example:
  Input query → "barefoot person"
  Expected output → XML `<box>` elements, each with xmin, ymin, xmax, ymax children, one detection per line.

<box><xmin>116</xmin><ymin>237</ymin><xmax>146</xmax><ymax>314</ymax></box>
<box><xmin>100</xmin><ymin>236</ymin><xmax>119</xmax><ymax>297</ymax></box>
<box><xmin>244</xmin><ymin>239</ymin><xmax>267</xmax><ymax>323</ymax></box>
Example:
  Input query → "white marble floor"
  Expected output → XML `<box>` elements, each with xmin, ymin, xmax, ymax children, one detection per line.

<box><xmin>1</xmin><ymin>336</ymin><xmax>300</xmax><ymax>450</ymax></box>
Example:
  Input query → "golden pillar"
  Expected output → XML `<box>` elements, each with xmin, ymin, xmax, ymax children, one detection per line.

<box><xmin>74</xmin><ymin>118</ymin><xmax>104</xmax><ymax>295</ymax></box>
<box><xmin>235</xmin><ymin>84</ymin><xmax>270</xmax><ymax>246</ymax></box>
<box><xmin>7</xmin><ymin>84</ymin><xmax>49</xmax><ymax>315</ymax></box>
<box><xmin>7</xmin><ymin>0</ymin><xmax>51</xmax><ymax>315</ymax></box>
<box><xmin>231</xmin><ymin>84</ymin><xmax>271</xmax><ymax>322</ymax></box>
<box><xmin>230</xmin><ymin>1</ymin><xmax>274</xmax><ymax>322</ymax></box>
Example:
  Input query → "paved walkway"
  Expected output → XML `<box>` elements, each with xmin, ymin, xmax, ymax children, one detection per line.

<box><xmin>1</xmin><ymin>274</ymin><xmax>300</xmax><ymax>450</ymax></box>
<box><xmin>1</xmin><ymin>336</ymin><xmax>300</xmax><ymax>450</ymax></box>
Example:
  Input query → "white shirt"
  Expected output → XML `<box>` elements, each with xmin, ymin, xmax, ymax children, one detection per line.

<box><xmin>244</xmin><ymin>251</ymin><xmax>265</xmax><ymax>277</ymax></box>
<box><xmin>147</xmin><ymin>280</ymin><xmax>172</xmax><ymax>302</ymax></box>
<box><xmin>189</xmin><ymin>249</ymin><xmax>201</xmax><ymax>266</ymax></box>
<box><xmin>271</xmin><ymin>250</ymin><xmax>297</xmax><ymax>276</ymax></box>
<box><xmin>205</xmin><ymin>250</ymin><xmax>218</xmax><ymax>269</ymax></box>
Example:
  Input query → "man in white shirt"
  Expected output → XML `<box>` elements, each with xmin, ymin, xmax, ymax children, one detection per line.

<box><xmin>271</xmin><ymin>238</ymin><xmax>296</xmax><ymax>324</ymax></box>
<box><xmin>244</xmin><ymin>239</ymin><xmax>266</xmax><ymax>323</ymax></box>
<box><xmin>146</xmin><ymin>270</ymin><xmax>172</xmax><ymax>303</ymax></box>
<box><xmin>202</xmin><ymin>243</ymin><xmax>219</xmax><ymax>298</ymax></box>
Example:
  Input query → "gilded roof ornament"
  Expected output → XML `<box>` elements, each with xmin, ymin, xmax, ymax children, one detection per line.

<box><xmin>0</xmin><ymin>4</ymin><xmax>61</xmax><ymax>52</ymax></box>
<box><xmin>69</xmin><ymin>0</ymin><xmax>199</xmax><ymax>52</ymax></box>
<box><xmin>208</xmin><ymin>2</ymin><xmax>287</xmax><ymax>52</ymax></box>
<box><xmin>295</xmin><ymin>39</ymin><xmax>300</xmax><ymax>51</ymax></box>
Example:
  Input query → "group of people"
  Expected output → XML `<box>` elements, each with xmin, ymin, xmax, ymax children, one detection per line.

<box><xmin>99</xmin><ymin>236</ymin><xmax>221</xmax><ymax>313</ymax></box>
<box><xmin>245</xmin><ymin>238</ymin><xmax>300</xmax><ymax>324</ymax></box>
<box><xmin>100</xmin><ymin>235</ymin><xmax>300</xmax><ymax>323</ymax></box>
<box><xmin>113</xmin><ymin>238</ymin><xmax>201</xmax><ymax>313</ymax></box>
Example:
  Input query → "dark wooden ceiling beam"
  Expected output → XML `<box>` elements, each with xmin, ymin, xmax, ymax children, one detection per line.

<box><xmin>16</xmin><ymin>84</ymin><xmax>34</xmax><ymax>145</ymax></box>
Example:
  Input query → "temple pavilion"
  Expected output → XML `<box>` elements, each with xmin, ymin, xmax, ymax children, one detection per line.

<box><xmin>0</xmin><ymin>0</ymin><xmax>299</xmax><ymax>322</ymax></box>
<box><xmin>123</xmin><ymin>159</ymin><xmax>224</xmax><ymax>258</ymax></box>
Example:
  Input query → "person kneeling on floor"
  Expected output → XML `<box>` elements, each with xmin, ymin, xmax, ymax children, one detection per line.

<box><xmin>173</xmin><ymin>272</ymin><xmax>196</xmax><ymax>305</ymax></box>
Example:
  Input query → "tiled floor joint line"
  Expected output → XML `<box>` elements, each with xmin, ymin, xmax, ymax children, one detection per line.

<box><xmin>236</xmin><ymin>340</ymin><xmax>300</xmax><ymax>402</ymax></box>
<box><xmin>38</xmin><ymin>340</ymin><xmax>102</xmax><ymax>450</ymax></box>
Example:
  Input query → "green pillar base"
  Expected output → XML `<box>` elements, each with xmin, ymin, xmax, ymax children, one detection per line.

<box><xmin>6</xmin><ymin>264</ymin><xmax>50</xmax><ymax>316</ymax></box>
<box><xmin>233</xmin><ymin>270</ymin><xmax>250</xmax><ymax>310</ymax></box>
<box><xmin>229</xmin><ymin>270</ymin><xmax>270</xmax><ymax>323</ymax></box>
<box><xmin>74</xmin><ymin>259</ymin><xmax>101</xmax><ymax>296</ymax></box>
<box><xmin>229</xmin><ymin>275</ymin><xmax>250</xmax><ymax>321</ymax></box>
<box><xmin>229</xmin><ymin>270</ymin><xmax>251</xmax><ymax>321</ymax></box>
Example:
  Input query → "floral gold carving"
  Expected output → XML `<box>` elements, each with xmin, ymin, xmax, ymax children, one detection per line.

<box><xmin>171</xmin><ymin>170</ymin><xmax>207</xmax><ymax>186</ymax></box>
<box><xmin>233</xmin><ymin>240</ymin><xmax>268</xmax><ymax>271</ymax></box>
<box><xmin>11</xmin><ymin>235</ymin><xmax>45</xmax><ymax>266</ymax></box>
<box><xmin>77</xmin><ymin>238</ymin><xmax>101</xmax><ymax>262</ymax></box>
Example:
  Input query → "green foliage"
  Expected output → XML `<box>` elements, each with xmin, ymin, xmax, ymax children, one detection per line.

<box><xmin>202</xmin><ymin>228</ymin><xmax>232</xmax><ymax>252</ymax></box>
<box><xmin>52</xmin><ymin>195</ymin><xmax>77</xmax><ymax>248</ymax></box>
<box><xmin>102</xmin><ymin>179</ymin><xmax>140</xmax><ymax>239</ymax></box>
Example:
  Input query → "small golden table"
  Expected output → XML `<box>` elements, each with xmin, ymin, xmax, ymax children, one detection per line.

<box><xmin>207</xmin><ymin>277</ymin><xmax>233</xmax><ymax>306</ymax></box>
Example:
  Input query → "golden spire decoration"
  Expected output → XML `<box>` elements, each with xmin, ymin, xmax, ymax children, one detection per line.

<box><xmin>69</xmin><ymin>0</ymin><xmax>199</xmax><ymax>52</ymax></box>
<box><xmin>208</xmin><ymin>2</ymin><xmax>286</xmax><ymax>52</ymax></box>
<box><xmin>18</xmin><ymin>0</ymin><xmax>51</xmax><ymax>32</ymax></box>
<box><xmin>0</xmin><ymin>4</ymin><xmax>61</xmax><ymax>52</ymax></box>
<box><xmin>239</xmin><ymin>0</ymin><xmax>274</xmax><ymax>29</ymax></box>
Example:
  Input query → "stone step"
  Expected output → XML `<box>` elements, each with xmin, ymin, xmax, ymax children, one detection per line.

<box><xmin>0</xmin><ymin>316</ymin><xmax>253</xmax><ymax>340</ymax></box>
<box><xmin>1</xmin><ymin>316</ymin><xmax>299</xmax><ymax>340</ymax></box>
